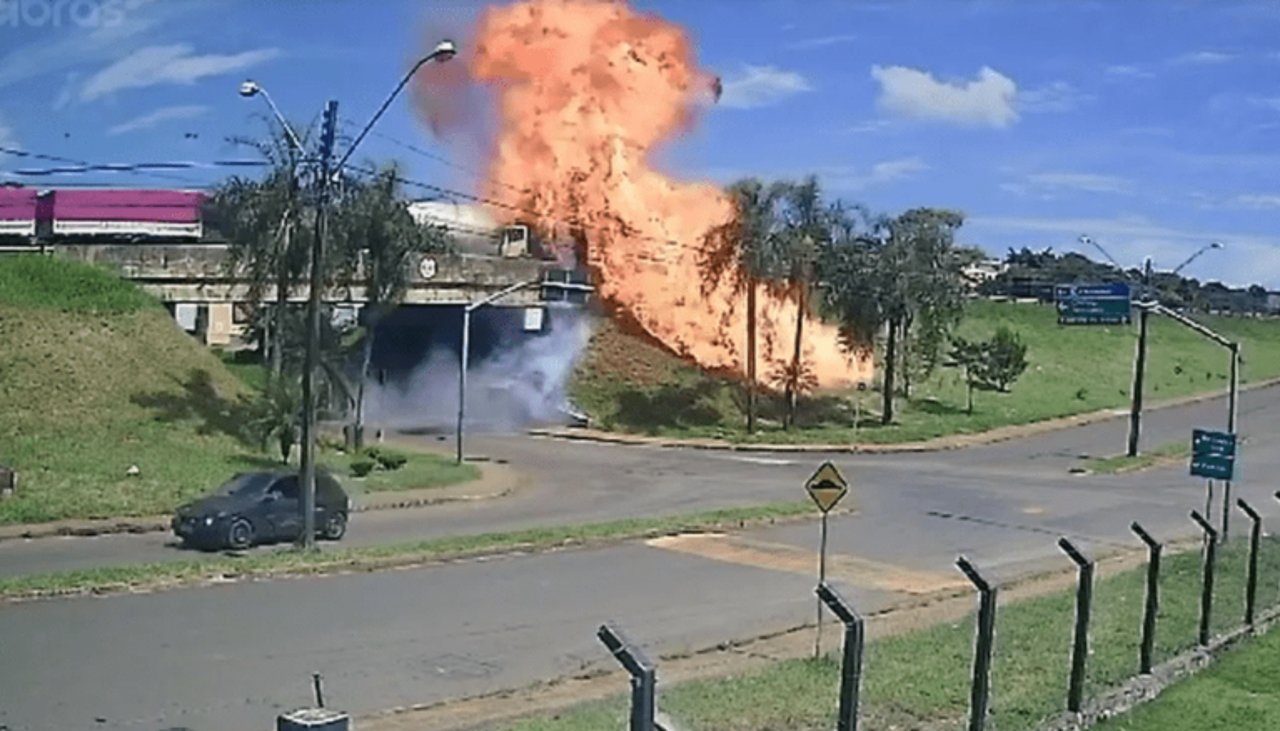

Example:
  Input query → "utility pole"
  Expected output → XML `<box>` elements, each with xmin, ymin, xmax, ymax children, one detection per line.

<box><xmin>298</xmin><ymin>99</ymin><xmax>338</xmax><ymax>550</ymax></box>
<box><xmin>1126</xmin><ymin>258</ymin><xmax>1152</xmax><ymax>458</ymax></box>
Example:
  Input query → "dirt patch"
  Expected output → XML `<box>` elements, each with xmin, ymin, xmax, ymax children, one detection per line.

<box><xmin>357</xmin><ymin>540</ymin><xmax>1193</xmax><ymax>731</ymax></box>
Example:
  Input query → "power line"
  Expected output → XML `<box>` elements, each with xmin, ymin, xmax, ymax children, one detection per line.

<box><xmin>341</xmin><ymin>162</ymin><xmax>719</xmax><ymax>255</ymax></box>
<box><xmin>336</xmin><ymin>120</ymin><xmax>531</xmax><ymax>196</ymax></box>
<box><xmin>0</xmin><ymin>146</ymin><xmax>208</xmax><ymax>186</ymax></box>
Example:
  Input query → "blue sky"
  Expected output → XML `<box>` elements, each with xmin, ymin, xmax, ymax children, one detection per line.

<box><xmin>2</xmin><ymin>0</ymin><xmax>1279</xmax><ymax>288</ymax></box>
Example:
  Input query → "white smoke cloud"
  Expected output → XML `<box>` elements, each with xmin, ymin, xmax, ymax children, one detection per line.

<box><xmin>366</xmin><ymin>304</ymin><xmax>593</xmax><ymax>433</ymax></box>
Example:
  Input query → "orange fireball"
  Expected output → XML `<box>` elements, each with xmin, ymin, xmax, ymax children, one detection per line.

<box><xmin>416</xmin><ymin>0</ymin><xmax>872</xmax><ymax>391</ymax></box>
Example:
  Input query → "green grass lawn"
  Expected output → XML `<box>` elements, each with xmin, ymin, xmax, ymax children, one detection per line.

<box><xmin>494</xmin><ymin>536</ymin><xmax>1280</xmax><ymax>731</ymax></box>
<box><xmin>1093</xmin><ymin>621</ymin><xmax>1280</xmax><ymax>731</ymax></box>
<box><xmin>571</xmin><ymin>300</ymin><xmax>1280</xmax><ymax>445</ymax></box>
<box><xmin>322</xmin><ymin>448</ymin><xmax>480</xmax><ymax>493</ymax></box>
<box><xmin>1084</xmin><ymin>440</ymin><xmax>1192</xmax><ymax>474</ymax></box>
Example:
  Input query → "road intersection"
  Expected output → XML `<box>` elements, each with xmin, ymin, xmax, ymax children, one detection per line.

<box><xmin>2</xmin><ymin>385</ymin><xmax>1278</xmax><ymax>731</ymax></box>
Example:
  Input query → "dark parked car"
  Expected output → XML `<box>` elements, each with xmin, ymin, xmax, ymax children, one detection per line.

<box><xmin>172</xmin><ymin>470</ymin><xmax>350</xmax><ymax>550</ymax></box>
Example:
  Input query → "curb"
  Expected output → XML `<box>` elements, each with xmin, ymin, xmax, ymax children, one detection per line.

<box><xmin>0</xmin><ymin>462</ymin><xmax>518</xmax><ymax>543</ymax></box>
<box><xmin>530</xmin><ymin>377</ymin><xmax>1280</xmax><ymax>454</ymax></box>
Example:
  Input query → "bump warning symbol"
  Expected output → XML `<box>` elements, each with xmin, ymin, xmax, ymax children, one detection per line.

<box><xmin>805</xmin><ymin>461</ymin><xmax>848</xmax><ymax>513</ymax></box>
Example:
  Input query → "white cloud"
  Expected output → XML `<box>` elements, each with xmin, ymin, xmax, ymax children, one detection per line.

<box><xmin>1119</xmin><ymin>126</ymin><xmax>1175</xmax><ymax>137</ymax></box>
<box><xmin>1105</xmin><ymin>65</ymin><xmax>1156</xmax><ymax>79</ymax></box>
<box><xmin>107</xmin><ymin>104</ymin><xmax>208</xmax><ymax>135</ymax></box>
<box><xmin>0</xmin><ymin>113</ymin><xmax>18</xmax><ymax>150</ymax></box>
<box><xmin>840</xmin><ymin>119</ymin><xmax>892</xmax><ymax>134</ymax></box>
<box><xmin>717</xmin><ymin>65</ymin><xmax>813</xmax><ymax>109</ymax></box>
<box><xmin>824</xmin><ymin>156</ymin><xmax>928</xmax><ymax>191</ymax></box>
<box><xmin>1019</xmin><ymin>81</ymin><xmax>1094</xmax><ymax>113</ymax></box>
<box><xmin>871</xmin><ymin>65</ymin><xmax>1017</xmax><ymax>128</ymax></box>
<box><xmin>1025</xmin><ymin>172</ymin><xmax>1133</xmax><ymax>194</ymax></box>
<box><xmin>1170</xmin><ymin>50</ymin><xmax>1235</xmax><ymax>65</ymax></box>
<box><xmin>80</xmin><ymin>44</ymin><xmax>280</xmax><ymax>102</ymax></box>
<box><xmin>0</xmin><ymin>0</ymin><xmax>176</xmax><ymax>91</ymax></box>
<box><xmin>1230</xmin><ymin>194</ymin><xmax>1280</xmax><ymax>210</ymax></box>
<box><xmin>1248</xmin><ymin>97</ymin><xmax>1280</xmax><ymax>112</ymax></box>
<box><xmin>786</xmin><ymin>34</ymin><xmax>858</xmax><ymax>50</ymax></box>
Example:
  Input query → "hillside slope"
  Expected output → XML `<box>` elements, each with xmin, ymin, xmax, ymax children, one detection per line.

<box><xmin>0</xmin><ymin>256</ymin><xmax>260</xmax><ymax>524</ymax></box>
<box><xmin>569</xmin><ymin>299</ymin><xmax>1280</xmax><ymax>443</ymax></box>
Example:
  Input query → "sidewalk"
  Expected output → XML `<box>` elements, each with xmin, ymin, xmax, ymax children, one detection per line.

<box><xmin>0</xmin><ymin>461</ymin><xmax>519</xmax><ymax>542</ymax></box>
<box><xmin>529</xmin><ymin>378</ymin><xmax>1280</xmax><ymax>453</ymax></box>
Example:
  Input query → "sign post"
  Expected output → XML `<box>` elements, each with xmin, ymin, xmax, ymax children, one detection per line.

<box><xmin>1192</xmin><ymin>429</ymin><xmax>1236</xmax><ymax>542</ymax></box>
<box><xmin>1055</xmin><ymin>282</ymin><xmax>1132</xmax><ymax>325</ymax></box>
<box><xmin>806</xmin><ymin>461</ymin><xmax>849</xmax><ymax>658</ymax></box>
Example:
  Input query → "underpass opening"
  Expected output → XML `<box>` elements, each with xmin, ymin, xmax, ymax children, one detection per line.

<box><xmin>367</xmin><ymin>302</ymin><xmax>592</xmax><ymax>434</ymax></box>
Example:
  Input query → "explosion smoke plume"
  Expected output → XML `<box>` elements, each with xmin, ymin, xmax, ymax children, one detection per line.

<box><xmin>416</xmin><ymin>0</ymin><xmax>872</xmax><ymax>391</ymax></box>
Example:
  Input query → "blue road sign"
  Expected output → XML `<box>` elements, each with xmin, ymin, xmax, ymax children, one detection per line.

<box><xmin>1191</xmin><ymin>429</ymin><xmax>1236</xmax><ymax>480</ymax></box>
<box><xmin>1055</xmin><ymin>282</ymin><xmax>1132</xmax><ymax>325</ymax></box>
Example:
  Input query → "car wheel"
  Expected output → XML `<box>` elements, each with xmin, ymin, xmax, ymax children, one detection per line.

<box><xmin>321</xmin><ymin>512</ymin><xmax>347</xmax><ymax>541</ymax></box>
<box><xmin>226</xmin><ymin>517</ymin><xmax>255</xmax><ymax>550</ymax></box>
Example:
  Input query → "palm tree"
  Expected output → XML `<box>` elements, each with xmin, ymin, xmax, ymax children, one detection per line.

<box><xmin>700</xmin><ymin>178</ymin><xmax>788</xmax><ymax>433</ymax></box>
<box><xmin>329</xmin><ymin>163</ymin><xmax>453</xmax><ymax>448</ymax></box>
<box><xmin>772</xmin><ymin>176</ymin><xmax>829</xmax><ymax>428</ymax></box>
<box><xmin>208</xmin><ymin>119</ymin><xmax>313</xmax><ymax>375</ymax></box>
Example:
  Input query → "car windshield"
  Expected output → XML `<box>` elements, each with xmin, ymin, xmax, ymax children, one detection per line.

<box><xmin>213</xmin><ymin>473</ymin><xmax>275</xmax><ymax>497</ymax></box>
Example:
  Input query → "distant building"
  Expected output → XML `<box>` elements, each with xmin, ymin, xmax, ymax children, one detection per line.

<box><xmin>961</xmin><ymin>259</ymin><xmax>1007</xmax><ymax>291</ymax></box>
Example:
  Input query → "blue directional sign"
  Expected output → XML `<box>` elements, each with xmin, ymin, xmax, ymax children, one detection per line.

<box><xmin>1191</xmin><ymin>428</ymin><xmax>1236</xmax><ymax>481</ymax></box>
<box><xmin>1055</xmin><ymin>282</ymin><xmax>1132</xmax><ymax>325</ymax></box>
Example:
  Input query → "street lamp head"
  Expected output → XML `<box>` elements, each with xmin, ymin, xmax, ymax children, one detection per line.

<box><xmin>1210</xmin><ymin>241</ymin><xmax>1224</xmax><ymax>249</ymax></box>
<box><xmin>432</xmin><ymin>39</ymin><xmax>457</xmax><ymax>62</ymax></box>
<box><xmin>238</xmin><ymin>80</ymin><xmax>261</xmax><ymax>98</ymax></box>
<box><xmin>1079</xmin><ymin>234</ymin><xmax>1093</xmax><ymax>245</ymax></box>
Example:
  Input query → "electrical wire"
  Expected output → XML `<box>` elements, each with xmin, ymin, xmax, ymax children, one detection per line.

<box><xmin>0</xmin><ymin>146</ymin><xmax>210</xmax><ymax>186</ymax></box>
<box><xmin>340</xmin><ymin>162</ymin><xmax>721</xmax><ymax>255</ymax></box>
<box><xmin>337</xmin><ymin>120</ymin><xmax>532</xmax><ymax>197</ymax></box>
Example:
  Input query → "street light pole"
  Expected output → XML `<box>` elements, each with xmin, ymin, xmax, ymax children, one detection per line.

<box><xmin>239</xmin><ymin>81</ymin><xmax>305</xmax><ymax>152</ymax></box>
<box><xmin>1127</xmin><ymin>258</ymin><xmax>1152</xmax><ymax>458</ymax></box>
<box><xmin>1124</xmin><ymin>242</ymin><xmax>1223</xmax><ymax>458</ymax></box>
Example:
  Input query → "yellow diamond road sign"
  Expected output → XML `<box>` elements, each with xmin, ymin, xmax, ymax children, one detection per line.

<box><xmin>805</xmin><ymin>461</ymin><xmax>848</xmax><ymax>513</ymax></box>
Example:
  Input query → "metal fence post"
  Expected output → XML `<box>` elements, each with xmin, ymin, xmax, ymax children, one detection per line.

<box><xmin>816</xmin><ymin>582</ymin><xmax>864</xmax><ymax>731</ymax></box>
<box><xmin>1236</xmin><ymin>499</ymin><xmax>1262</xmax><ymax>627</ymax></box>
<box><xmin>598</xmin><ymin>623</ymin><xmax>656</xmax><ymax>731</ymax></box>
<box><xmin>1190</xmin><ymin>510</ymin><xmax>1218</xmax><ymax>646</ymax></box>
<box><xmin>956</xmin><ymin>556</ymin><xmax>997</xmax><ymax>731</ymax></box>
<box><xmin>1057</xmin><ymin>538</ymin><xmax>1094</xmax><ymax>713</ymax></box>
<box><xmin>1130</xmin><ymin>522</ymin><xmax>1162</xmax><ymax>675</ymax></box>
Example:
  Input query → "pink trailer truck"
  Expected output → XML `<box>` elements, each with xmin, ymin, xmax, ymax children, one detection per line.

<box><xmin>41</xmin><ymin>189</ymin><xmax>204</xmax><ymax>239</ymax></box>
<box><xmin>0</xmin><ymin>187</ymin><xmax>38</xmax><ymax>238</ymax></box>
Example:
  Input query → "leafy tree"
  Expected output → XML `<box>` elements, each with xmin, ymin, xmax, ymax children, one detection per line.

<box><xmin>771</xmin><ymin>176</ymin><xmax>829</xmax><ymax>428</ymax></box>
<box><xmin>985</xmin><ymin>326</ymin><xmax>1029</xmax><ymax>391</ymax></box>
<box><xmin>700</xmin><ymin>178</ymin><xmax>789</xmax><ymax>432</ymax></box>
<box><xmin>947</xmin><ymin>326</ymin><xmax>1028</xmax><ymax>413</ymax></box>
<box><xmin>328</xmin><ymin>163</ymin><xmax>453</xmax><ymax>447</ymax></box>
<box><xmin>208</xmin><ymin>119</ymin><xmax>314</xmax><ymax>376</ymax></box>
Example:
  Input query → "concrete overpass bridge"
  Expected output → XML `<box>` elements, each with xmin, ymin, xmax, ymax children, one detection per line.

<box><xmin>54</xmin><ymin>243</ymin><xmax>587</xmax><ymax>345</ymax></box>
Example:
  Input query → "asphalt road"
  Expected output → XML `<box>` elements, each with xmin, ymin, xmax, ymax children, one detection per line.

<box><xmin>3</xmin><ymin>384</ymin><xmax>1275</xmax><ymax>578</ymax></box>
<box><xmin>2</xmin><ymin>384</ymin><xmax>1279</xmax><ymax>731</ymax></box>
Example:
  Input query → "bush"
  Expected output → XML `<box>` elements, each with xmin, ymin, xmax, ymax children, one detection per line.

<box><xmin>360</xmin><ymin>447</ymin><xmax>408</xmax><ymax>471</ymax></box>
<box><xmin>350</xmin><ymin>459</ymin><xmax>376</xmax><ymax>477</ymax></box>
<box><xmin>374</xmin><ymin>449</ymin><xmax>407</xmax><ymax>471</ymax></box>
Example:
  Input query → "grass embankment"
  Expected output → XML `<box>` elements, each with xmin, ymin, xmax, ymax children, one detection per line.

<box><xmin>0</xmin><ymin>255</ymin><xmax>471</xmax><ymax>525</ymax></box>
<box><xmin>0</xmin><ymin>501</ymin><xmax>818</xmax><ymax>599</ymax></box>
<box><xmin>1094</xmin><ymin>616</ymin><xmax>1280</xmax><ymax>731</ymax></box>
<box><xmin>494</xmin><ymin>536</ymin><xmax>1280</xmax><ymax>731</ymax></box>
<box><xmin>570</xmin><ymin>300</ymin><xmax>1280</xmax><ymax>445</ymax></box>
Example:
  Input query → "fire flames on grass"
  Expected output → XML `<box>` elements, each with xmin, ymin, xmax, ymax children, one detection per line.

<box><xmin>414</xmin><ymin>0</ymin><xmax>873</xmax><ymax>395</ymax></box>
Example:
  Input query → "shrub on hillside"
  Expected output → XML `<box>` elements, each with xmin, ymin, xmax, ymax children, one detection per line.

<box><xmin>350</xmin><ymin>459</ymin><xmax>376</xmax><ymax>477</ymax></box>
